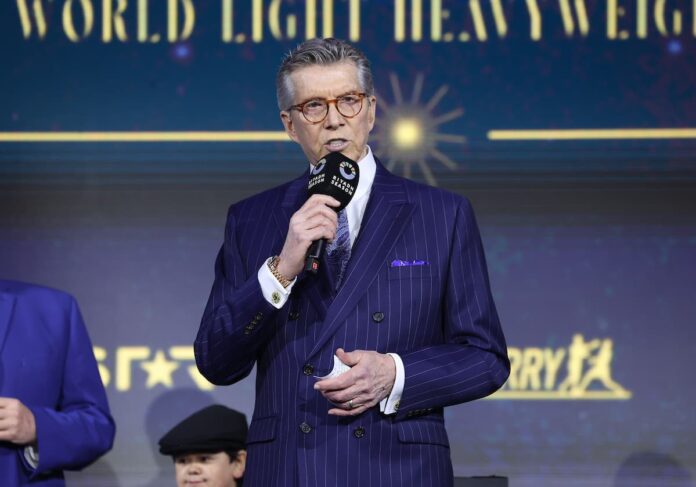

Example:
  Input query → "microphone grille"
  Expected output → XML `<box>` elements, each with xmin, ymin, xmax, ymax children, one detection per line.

<box><xmin>307</xmin><ymin>152</ymin><xmax>360</xmax><ymax>211</ymax></box>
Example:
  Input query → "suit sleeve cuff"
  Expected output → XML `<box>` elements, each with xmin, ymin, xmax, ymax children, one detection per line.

<box><xmin>380</xmin><ymin>353</ymin><xmax>404</xmax><ymax>415</ymax></box>
<box><xmin>258</xmin><ymin>258</ymin><xmax>296</xmax><ymax>309</ymax></box>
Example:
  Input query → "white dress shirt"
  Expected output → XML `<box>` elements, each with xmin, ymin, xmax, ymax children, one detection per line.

<box><xmin>257</xmin><ymin>146</ymin><xmax>404</xmax><ymax>414</ymax></box>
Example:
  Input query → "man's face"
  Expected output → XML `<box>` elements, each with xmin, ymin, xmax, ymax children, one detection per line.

<box><xmin>174</xmin><ymin>451</ymin><xmax>245</xmax><ymax>487</ymax></box>
<box><xmin>280</xmin><ymin>61</ymin><xmax>377</xmax><ymax>164</ymax></box>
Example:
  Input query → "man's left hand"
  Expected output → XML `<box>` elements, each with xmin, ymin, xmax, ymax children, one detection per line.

<box><xmin>314</xmin><ymin>348</ymin><xmax>396</xmax><ymax>416</ymax></box>
<box><xmin>0</xmin><ymin>397</ymin><xmax>37</xmax><ymax>445</ymax></box>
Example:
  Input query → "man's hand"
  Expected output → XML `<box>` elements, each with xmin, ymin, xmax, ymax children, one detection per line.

<box><xmin>277</xmin><ymin>194</ymin><xmax>340</xmax><ymax>280</ymax></box>
<box><xmin>0</xmin><ymin>397</ymin><xmax>37</xmax><ymax>445</ymax></box>
<box><xmin>314</xmin><ymin>348</ymin><xmax>396</xmax><ymax>417</ymax></box>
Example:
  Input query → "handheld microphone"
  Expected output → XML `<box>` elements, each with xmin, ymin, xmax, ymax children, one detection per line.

<box><xmin>305</xmin><ymin>151</ymin><xmax>360</xmax><ymax>274</ymax></box>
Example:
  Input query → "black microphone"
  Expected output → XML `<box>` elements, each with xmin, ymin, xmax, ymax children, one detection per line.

<box><xmin>304</xmin><ymin>151</ymin><xmax>360</xmax><ymax>274</ymax></box>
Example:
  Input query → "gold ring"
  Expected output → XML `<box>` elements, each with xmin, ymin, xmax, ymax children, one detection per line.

<box><xmin>348</xmin><ymin>399</ymin><xmax>354</xmax><ymax>409</ymax></box>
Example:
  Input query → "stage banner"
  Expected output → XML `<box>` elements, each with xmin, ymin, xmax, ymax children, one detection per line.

<box><xmin>1</xmin><ymin>1</ymin><xmax>695</xmax><ymax>485</ymax></box>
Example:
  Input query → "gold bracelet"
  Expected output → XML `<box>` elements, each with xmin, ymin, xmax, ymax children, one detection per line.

<box><xmin>268</xmin><ymin>256</ymin><xmax>293</xmax><ymax>288</ymax></box>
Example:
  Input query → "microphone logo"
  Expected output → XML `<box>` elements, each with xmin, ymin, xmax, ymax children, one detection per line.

<box><xmin>339</xmin><ymin>161</ymin><xmax>357</xmax><ymax>180</ymax></box>
<box><xmin>311</xmin><ymin>159</ymin><xmax>327</xmax><ymax>175</ymax></box>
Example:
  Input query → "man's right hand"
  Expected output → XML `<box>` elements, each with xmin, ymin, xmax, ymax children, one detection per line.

<box><xmin>277</xmin><ymin>194</ymin><xmax>340</xmax><ymax>279</ymax></box>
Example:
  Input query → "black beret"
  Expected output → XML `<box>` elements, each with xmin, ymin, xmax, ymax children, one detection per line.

<box><xmin>159</xmin><ymin>405</ymin><xmax>248</xmax><ymax>456</ymax></box>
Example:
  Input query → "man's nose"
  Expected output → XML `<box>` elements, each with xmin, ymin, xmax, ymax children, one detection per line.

<box><xmin>185</xmin><ymin>462</ymin><xmax>203</xmax><ymax>474</ymax></box>
<box><xmin>323</xmin><ymin>102</ymin><xmax>344</xmax><ymax>128</ymax></box>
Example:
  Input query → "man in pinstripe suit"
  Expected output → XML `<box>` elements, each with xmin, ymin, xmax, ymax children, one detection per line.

<box><xmin>195</xmin><ymin>38</ymin><xmax>509</xmax><ymax>486</ymax></box>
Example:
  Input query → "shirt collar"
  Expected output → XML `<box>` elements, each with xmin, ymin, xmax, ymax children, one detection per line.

<box><xmin>354</xmin><ymin>145</ymin><xmax>376</xmax><ymax>200</ymax></box>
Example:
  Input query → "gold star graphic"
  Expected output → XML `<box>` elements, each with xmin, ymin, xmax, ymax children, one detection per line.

<box><xmin>374</xmin><ymin>73</ymin><xmax>466</xmax><ymax>186</ymax></box>
<box><xmin>140</xmin><ymin>350</ymin><xmax>180</xmax><ymax>388</ymax></box>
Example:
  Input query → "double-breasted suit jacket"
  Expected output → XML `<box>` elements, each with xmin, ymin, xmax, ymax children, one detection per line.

<box><xmin>195</xmin><ymin>160</ymin><xmax>509</xmax><ymax>486</ymax></box>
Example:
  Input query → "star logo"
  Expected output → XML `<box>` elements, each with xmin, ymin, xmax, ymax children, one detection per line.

<box><xmin>140</xmin><ymin>350</ymin><xmax>180</xmax><ymax>388</ymax></box>
<box><xmin>373</xmin><ymin>73</ymin><xmax>466</xmax><ymax>186</ymax></box>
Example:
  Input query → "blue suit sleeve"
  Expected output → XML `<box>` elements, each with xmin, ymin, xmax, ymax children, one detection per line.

<box><xmin>395</xmin><ymin>198</ymin><xmax>510</xmax><ymax>420</ymax></box>
<box><xmin>27</xmin><ymin>296</ymin><xmax>115</xmax><ymax>475</ymax></box>
<box><xmin>195</xmin><ymin>206</ymin><xmax>279</xmax><ymax>386</ymax></box>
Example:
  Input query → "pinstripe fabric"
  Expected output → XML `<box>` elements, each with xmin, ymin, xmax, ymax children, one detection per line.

<box><xmin>195</xmin><ymin>160</ymin><xmax>509</xmax><ymax>487</ymax></box>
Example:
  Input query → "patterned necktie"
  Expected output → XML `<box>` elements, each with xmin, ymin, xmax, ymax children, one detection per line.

<box><xmin>326</xmin><ymin>209</ymin><xmax>351</xmax><ymax>290</ymax></box>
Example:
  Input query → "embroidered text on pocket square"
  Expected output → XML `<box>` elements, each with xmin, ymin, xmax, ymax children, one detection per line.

<box><xmin>391</xmin><ymin>259</ymin><xmax>428</xmax><ymax>267</ymax></box>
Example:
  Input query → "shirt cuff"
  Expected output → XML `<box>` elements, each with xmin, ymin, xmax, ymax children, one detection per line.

<box><xmin>380</xmin><ymin>353</ymin><xmax>404</xmax><ymax>415</ymax></box>
<box><xmin>23</xmin><ymin>445</ymin><xmax>39</xmax><ymax>469</ymax></box>
<box><xmin>258</xmin><ymin>257</ymin><xmax>296</xmax><ymax>309</ymax></box>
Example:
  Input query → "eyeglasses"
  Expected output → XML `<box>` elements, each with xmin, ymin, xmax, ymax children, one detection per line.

<box><xmin>287</xmin><ymin>92</ymin><xmax>367</xmax><ymax>124</ymax></box>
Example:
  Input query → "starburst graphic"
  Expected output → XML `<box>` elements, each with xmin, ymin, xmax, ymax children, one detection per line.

<box><xmin>373</xmin><ymin>73</ymin><xmax>466</xmax><ymax>186</ymax></box>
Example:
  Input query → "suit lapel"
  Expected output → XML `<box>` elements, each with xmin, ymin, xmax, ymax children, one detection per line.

<box><xmin>309</xmin><ymin>161</ymin><xmax>414</xmax><ymax>357</ymax></box>
<box><xmin>272</xmin><ymin>174</ymin><xmax>307</xmax><ymax>240</ymax></box>
<box><xmin>0</xmin><ymin>291</ymin><xmax>16</xmax><ymax>357</ymax></box>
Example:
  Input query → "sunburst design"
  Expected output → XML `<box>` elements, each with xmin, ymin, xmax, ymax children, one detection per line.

<box><xmin>373</xmin><ymin>73</ymin><xmax>466</xmax><ymax>186</ymax></box>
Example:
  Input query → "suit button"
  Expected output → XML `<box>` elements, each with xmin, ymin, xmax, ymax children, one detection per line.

<box><xmin>372</xmin><ymin>311</ymin><xmax>385</xmax><ymax>323</ymax></box>
<box><xmin>299</xmin><ymin>422</ymin><xmax>312</xmax><ymax>434</ymax></box>
<box><xmin>353</xmin><ymin>427</ymin><xmax>366</xmax><ymax>439</ymax></box>
<box><xmin>289</xmin><ymin>310</ymin><xmax>300</xmax><ymax>321</ymax></box>
<box><xmin>303</xmin><ymin>364</ymin><xmax>314</xmax><ymax>376</ymax></box>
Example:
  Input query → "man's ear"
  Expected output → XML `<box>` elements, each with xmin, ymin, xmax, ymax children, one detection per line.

<box><xmin>280</xmin><ymin>111</ymin><xmax>299</xmax><ymax>143</ymax></box>
<box><xmin>231</xmin><ymin>450</ymin><xmax>247</xmax><ymax>479</ymax></box>
<box><xmin>367</xmin><ymin>96</ymin><xmax>377</xmax><ymax>132</ymax></box>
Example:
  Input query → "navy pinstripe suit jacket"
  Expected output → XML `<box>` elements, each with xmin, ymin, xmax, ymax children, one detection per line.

<box><xmin>195</xmin><ymin>160</ymin><xmax>509</xmax><ymax>486</ymax></box>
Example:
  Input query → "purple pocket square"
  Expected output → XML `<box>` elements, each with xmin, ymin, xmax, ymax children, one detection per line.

<box><xmin>391</xmin><ymin>259</ymin><xmax>428</xmax><ymax>267</ymax></box>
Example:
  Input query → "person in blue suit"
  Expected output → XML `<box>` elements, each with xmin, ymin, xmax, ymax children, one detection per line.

<box><xmin>0</xmin><ymin>280</ymin><xmax>115</xmax><ymax>485</ymax></box>
<box><xmin>195</xmin><ymin>38</ymin><xmax>509</xmax><ymax>486</ymax></box>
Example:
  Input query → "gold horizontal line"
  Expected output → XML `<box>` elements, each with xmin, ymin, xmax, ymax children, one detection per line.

<box><xmin>487</xmin><ymin>390</ymin><xmax>632</xmax><ymax>400</ymax></box>
<box><xmin>0</xmin><ymin>131</ymin><xmax>291</xmax><ymax>142</ymax></box>
<box><xmin>488</xmin><ymin>128</ymin><xmax>696</xmax><ymax>140</ymax></box>
<box><xmin>6</xmin><ymin>129</ymin><xmax>693</xmax><ymax>142</ymax></box>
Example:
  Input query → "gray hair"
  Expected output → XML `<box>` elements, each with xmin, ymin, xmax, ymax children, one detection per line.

<box><xmin>276</xmin><ymin>38</ymin><xmax>374</xmax><ymax>111</ymax></box>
